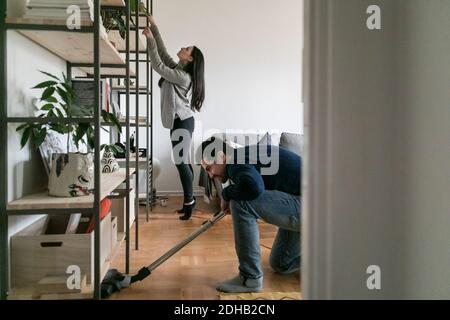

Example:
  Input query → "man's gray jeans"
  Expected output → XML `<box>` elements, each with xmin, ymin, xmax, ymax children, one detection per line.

<box><xmin>230</xmin><ymin>190</ymin><xmax>301</xmax><ymax>279</ymax></box>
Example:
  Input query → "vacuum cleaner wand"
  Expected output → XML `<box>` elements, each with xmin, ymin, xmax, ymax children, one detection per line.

<box><xmin>101</xmin><ymin>211</ymin><xmax>227</xmax><ymax>298</ymax></box>
<box><xmin>131</xmin><ymin>211</ymin><xmax>227</xmax><ymax>283</ymax></box>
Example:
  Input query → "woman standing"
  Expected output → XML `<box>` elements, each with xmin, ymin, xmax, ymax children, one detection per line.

<box><xmin>143</xmin><ymin>16</ymin><xmax>205</xmax><ymax>220</ymax></box>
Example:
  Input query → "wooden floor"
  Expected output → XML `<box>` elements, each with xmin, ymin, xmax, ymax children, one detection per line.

<box><xmin>109</xmin><ymin>196</ymin><xmax>300</xmax><ymax>300</ymax></box>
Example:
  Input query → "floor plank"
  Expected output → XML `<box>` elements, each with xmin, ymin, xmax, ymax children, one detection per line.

<box><xmin>109</xmin><ymin>196</ymin><xmax>300</xmax><ymax>300</ymax></box>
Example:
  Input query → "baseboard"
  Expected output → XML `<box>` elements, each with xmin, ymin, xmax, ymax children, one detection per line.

<box><xmin>156</xmin><ymin>190</ymin><xmax>204</xmax><ymax>197</ymax></box>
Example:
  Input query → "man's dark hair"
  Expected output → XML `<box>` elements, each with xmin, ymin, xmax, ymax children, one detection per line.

<box><xmin>198</xmin><ymin>136</ymin><xmax>233</xmax><ymax>163</ymax></box>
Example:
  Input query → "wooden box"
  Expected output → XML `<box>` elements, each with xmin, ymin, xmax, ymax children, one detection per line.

<box><xmin>110</xmin><ymin>188</ymin><xmax>135</xmax><ymax>233</ymax></box>
<box><xmin>11</xmin><ymin>212</ymin><xmax>112</xmax><ymax>288</ymax></box>
<box><xmin>111</xmin><ymin>216</ymin><xmax>118</xmax><ymax>250</ymax></box>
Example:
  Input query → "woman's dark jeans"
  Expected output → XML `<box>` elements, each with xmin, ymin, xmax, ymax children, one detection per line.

<box><xmin>170</xmin><ymin>116</ymin><xmax>195</xmax><ymax>204</ymax></box>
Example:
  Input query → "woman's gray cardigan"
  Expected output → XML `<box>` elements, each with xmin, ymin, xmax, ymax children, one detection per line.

<box><xmin>147</xmin><ymin>25</ymin><xmax>195</xmax><ymax>129</ymax></box>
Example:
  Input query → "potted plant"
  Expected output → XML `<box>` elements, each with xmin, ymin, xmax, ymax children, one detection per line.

<box><xmin>131</xmin><ymin>0</ymin><xmax>151</xmax><ymax>16</ymax></box>
<box><xmin>101</xmin><ymin>8</ymin><xmax>127</xmax><ymax>40</ymax></box>
<box><xmin>17</xmin><ymin>71</ymin><xmax>122</xmax><ymax>197</ymax></box>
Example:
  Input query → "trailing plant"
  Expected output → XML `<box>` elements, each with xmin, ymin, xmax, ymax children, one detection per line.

<box><xmin>17</xmin><ymin>71</ymin><xmax>122</xmax><ymax>153</ymax></box>
<box><xmin>101</xmin><ymin>2</ymin><xmax>150</xmax><ymax>40</ymax></box>
<box><xmin>131</xmin><ymin>0</ymin><xmax>151</xmax><ymax>16</ymax></box>
<box><xmin>101</xmin><ymin>9</ymin><xmax>127</xmax><ymax>39</ymax></box>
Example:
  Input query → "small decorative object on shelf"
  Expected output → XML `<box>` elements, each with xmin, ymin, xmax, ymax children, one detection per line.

<box><xmin>101</xmin><ymin>144</ymin><xmax>124</xmax><ymax>173</ymax></box>
<box><xmin>16</xmin><ymin>70</ymin><xmax>123</xmax><ymax>197</ymax></box>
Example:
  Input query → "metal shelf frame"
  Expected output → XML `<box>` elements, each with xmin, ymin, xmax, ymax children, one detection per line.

<box><xmin>115</xmin><ymin>0</ymin><xmax>154</xmax><ymax>224</ymax></box>
<box><xmin>0</xmin><ymin>0</ymin><xmax>153</xmax><ymax>300</ymax></box>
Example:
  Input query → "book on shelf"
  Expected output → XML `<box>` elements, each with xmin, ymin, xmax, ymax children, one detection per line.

<box><xmin>72</xmin><ymin>79</ymin><xmax>110</xmax><ymax>114</ymax></box>
<box><xmin>23</xmin><ymin>0</ymin><xmax>106</xmax><ymax>31</ymax></box>
<box><xmin>28</xmin><ymin>0</ymin><xmax>93</xmax><ymax>7</ymax></box>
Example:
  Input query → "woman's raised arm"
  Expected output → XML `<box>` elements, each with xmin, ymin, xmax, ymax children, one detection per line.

<box><xmin>147</xmin><ymin>15</ymin><xmax>178</xmax><ymax>68</ymax></box>
<box><xmin>143</xmin><ymin>28</ymin><xmax>190</xmax><ymax>87</ymax></box>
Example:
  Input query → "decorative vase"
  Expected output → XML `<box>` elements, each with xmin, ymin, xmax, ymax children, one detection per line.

<box><xmin>102</xmin><ymin>151</ymin><xmax>120</xmax><ymax>173</ymax></box>
<box><xmin>48</xmin><ymin>153</ymin><xmax>94</xmax><ymax>197</ymax></box>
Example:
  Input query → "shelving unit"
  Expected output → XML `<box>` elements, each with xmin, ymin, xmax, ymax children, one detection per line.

<box><xmin>114</xmin><ymin>0</ymin><xmax>154</xmax><ymax>223</ymax></box>
<box><xmin>0</xmin><ymin>0</ymin><xmax>154</xmax><ymax>300</ymax></box>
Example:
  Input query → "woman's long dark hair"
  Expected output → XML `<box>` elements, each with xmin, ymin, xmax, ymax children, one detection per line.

<box><xmin>158</xmin><ymin>46</ymin><xmax>205</xmax><ymax>112</ymax></box>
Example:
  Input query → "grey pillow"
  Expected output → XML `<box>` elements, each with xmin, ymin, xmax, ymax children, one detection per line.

<box><xmin>280</xmin><ymin>133</ymin><xmax>303</xmax><ymax>156</ymax></box>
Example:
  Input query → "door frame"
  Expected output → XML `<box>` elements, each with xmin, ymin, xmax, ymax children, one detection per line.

<box><xmin>302</xmin><ymin>0</ymin><xmax>334</xmax><ymax>300</ymax></box>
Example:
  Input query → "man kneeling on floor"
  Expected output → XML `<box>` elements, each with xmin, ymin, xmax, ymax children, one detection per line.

<box><xmin>199</xmin><ymin>137</ymin><xmax>301</xmax><ymax>293</ymax></box>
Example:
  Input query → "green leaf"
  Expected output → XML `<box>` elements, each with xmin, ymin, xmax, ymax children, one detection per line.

<box><xmin>108</xmin><ymin>112</ymin><xmax>122</xmax><ymax>133</ymax></box>
<box><xmin>87</xmin><ymin>127</ymin><xmax>95</xmax><ymax>150</ymax></box>
<box><xmin>70</xmin><ymin>104</ymin><xmax>93</xmax><ymax>117</ymax></box>
<box><xmin>61</xmin><ymin>82</ymin><xmax>75</xmax><ymax>99</ymax></box>
<box><xmin>56</xmin><ymin>86</ymin><xmax>70</xmax><ymax>105</ymax></box>
<box><xmin>49</xmin><ymin>123</ymin><xmax>66</xmax><ymax>135</ymax></box>
<box><xmin>73</xmin><ymin>123</ymin><xmax>89</xmax><ymax>147</ymax></box>
<box><xmin>41</xmin><ymin>87</ymin><xmax>55</xmax><ymax>101</ymax></box>
<box><xmin>38</xmin><ymin>70</ymin><xmax>60</xmax><ymax>80</ymax></box>
<box><xmin>101</xmin><ymin>109</ymin><xmax>110</xmax><ymax>121</ymax></box>
<box><xmin>114</xmin><ymin>144</ymin><xmax>124</xmax><ymax>154</ymax></box>
<box><xmin>55</xmin><ymin>108</ymin><xmax>66</xmax><ymax>118</ymax></box>
<box><xmin>16</xmin><ymin>123</ymin><xmax>29</xmax><ymax>132</ymax></box>
<box><xmin>20</xmin><ymin>127</ymin><xmax>32</xmax><ymax>148</ymax></box>
<box><xmin>33</xmin><ymin>128</ymin><xmax>47</xmax><ymax>149</ymax></box>
<box><xmin>40</xmin><ymin>103</ymin><xmax>54</xmax><ymax>111</ymax></box>
<box><xmin>45</xmin><ymin>97</ymin><xmax>58</xmax><ymax>103</ymax></box>
<box><xmin>32</xmin><ymin>81</ymin><xmax>57</xmax><ymax>89</ymax></box>
<box><xmin>47</xmin><ymin>109</ymin><xmax>55</xmax><ymax>118</ymax></box>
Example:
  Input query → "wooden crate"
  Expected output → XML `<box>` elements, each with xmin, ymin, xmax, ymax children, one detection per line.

<box><xmin>111</xmin><ymin>216</ymin><xmax>118</xmax><ymax>251</ymax></box>
<box><xmin>11</xmin><ymin>212</ymin><xmax>112</xmax><ymax>288</ymax></box>
<box><xmin>110</xmin><ymin>189</ymin><xmax>135</xmax><ymax>233</ymax></box>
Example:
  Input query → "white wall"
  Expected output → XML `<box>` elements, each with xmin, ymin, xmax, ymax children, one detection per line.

<box><xmin>148</xmin><ymin>0</ymin><xmax>303</xmax><ymax>194</ymax></box>
<box><xmin>6</xmin><ymin>31</ymin><xmax>68</xmax><ymax>236</ymax></box>
<box><xmin>394</xmin><ymin>0</ymin><xmax>450</xmax><ymax>299</ymax></box>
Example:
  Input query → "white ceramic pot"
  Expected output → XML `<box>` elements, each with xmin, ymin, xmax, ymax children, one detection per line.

<box><xmin>48</xmin><ymin>153</ymin><xmax>94</xmax><ymax>197</ymax></box>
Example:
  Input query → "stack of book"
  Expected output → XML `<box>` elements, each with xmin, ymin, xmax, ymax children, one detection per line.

<box><xmin>72</xmin><ymin>79</ymin><xmax>110</xmax><ymax>114</ymax></box>
<box><xmin>23</xmin><ymin>0</ymin><xmax>95</xmax><ymax>24</ymax></box>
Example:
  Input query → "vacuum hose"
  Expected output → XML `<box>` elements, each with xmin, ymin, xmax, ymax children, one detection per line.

<box><xmin>130</xmin><ymin>211</ymin><xmax>227</xmax><ymax>283</ymax></box>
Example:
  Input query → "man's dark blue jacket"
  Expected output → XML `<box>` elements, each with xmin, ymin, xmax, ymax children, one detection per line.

<box><xmin>222</xmin><ymin>145</ymin><xmax>301</xmax><ymax>202</ymax></box>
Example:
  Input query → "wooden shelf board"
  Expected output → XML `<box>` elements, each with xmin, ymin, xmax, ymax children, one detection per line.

<box><xmin>111</xmin><ymin>85</ymin><xmax>148</xmax><ymax>91</ymax></box>
<box><xmin>80</xmin><ymin>65</ymin><xmax>136</xmax><ymax>77</ymax></box>
<box><xmin>102</xmin><ymin>0</ymin><xmax>126</xmax><ymax>6</ymax></box>
<box><xmin>7</xmin><ymin>168</ymin><xmax>136</xmax><ymax>211</ymax></box>
<box><xmin>108</xmin><ymin>30</ymin><xmax>146</xmax><ymax>52</ymax></box>
<box><xmin>6</xmin><ymin>17</ymin><xmax>93</xmax><ymax>27</ymax></box>
<box><xmin>116</xmin><ymin>157</ymin><xmax>147</xmax><ymax>162</ymax></box>
<box><xmin>6</xmin><ymin>18</ymin><xmax>124</xmax><ymax>66</ymax></box>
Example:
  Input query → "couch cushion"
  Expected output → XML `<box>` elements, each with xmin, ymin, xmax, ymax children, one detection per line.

<box><xmin>280</xmin><ymin>133</ymin><xmax>303</xmax><ymax>156</ymax></box>
<box><xmin>257</xmin><ymin>132</ymin><xmax>272</xmax><ymax>146</ymax></box>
